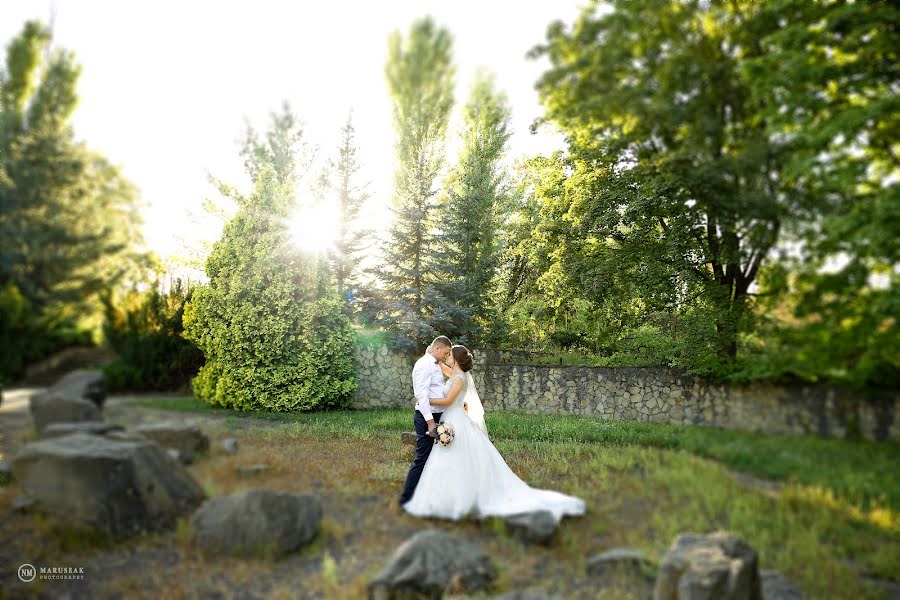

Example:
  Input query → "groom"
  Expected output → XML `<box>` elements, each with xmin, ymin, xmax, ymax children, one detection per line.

<box><xmin>398</xmin><ymin>335</ymin><xmax>453</xmax><ymax>506</ymax></box>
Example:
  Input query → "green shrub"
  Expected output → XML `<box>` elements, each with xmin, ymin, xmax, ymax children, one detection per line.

<box><xmin>0</xmin><ymin>281</ymin><xmax>92</xmax><ymax>384</ymax></box>
<box><xmin>101</xmin><ymin>280</ymin><xmax>204</xmax><ymax>391</ymax></box>
<box><xmin>183</xmin><ymin>167</ymin><xmax>357</xmax><ymax>411</ymax></box>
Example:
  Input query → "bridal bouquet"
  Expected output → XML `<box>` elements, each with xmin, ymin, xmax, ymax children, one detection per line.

<box><xmin>434</xmin><ymin>422</ymin><xmax>455</xmax><ymax>447</ymax></box>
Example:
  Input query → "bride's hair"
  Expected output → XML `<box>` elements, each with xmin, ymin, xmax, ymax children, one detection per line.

<box><xmin>451</xmin><ymin>345</ymin><xmax>474</xmax><ymax>372</ymax></box>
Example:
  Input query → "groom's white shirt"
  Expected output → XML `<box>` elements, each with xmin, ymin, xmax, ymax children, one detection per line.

<box><xmin>413</xmin><ymin>352</ymin><xmax>445</xmax><ymax>422</ymax></box>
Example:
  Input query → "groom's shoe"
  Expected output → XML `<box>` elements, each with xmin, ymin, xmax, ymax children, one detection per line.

<box><xmin>396</xmin><ymin>499</ymin><xmax>409</xmax><ymax>514</ymax></box>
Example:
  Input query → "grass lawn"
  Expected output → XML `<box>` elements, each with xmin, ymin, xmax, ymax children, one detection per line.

<box><xmin>134</xmin><ymin>397</ymin><xmax>900</xmax><ymax>513</ymax></box>
<box><xmin>5</xmin><ymin>397</ymin><xmax>896</xmax><ymax>599</ymax></box>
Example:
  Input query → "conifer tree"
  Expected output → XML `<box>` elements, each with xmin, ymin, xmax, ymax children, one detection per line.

<box><xmin>433</xmin><ymin>72</ymin><xmax>512</xmax><ymax>344</ymax></box>
<box><xmin>379</xmin><ymin>16</ymin><xmax>455</xmax><ymax>350</ymax></box>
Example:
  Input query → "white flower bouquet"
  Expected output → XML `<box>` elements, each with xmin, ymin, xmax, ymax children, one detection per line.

<box><xmin>434</xmin><ymin>422</ymin><xmax>455</xmax><ymax>447</ymax></box>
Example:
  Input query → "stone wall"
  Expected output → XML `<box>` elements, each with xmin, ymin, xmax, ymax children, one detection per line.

<box><xmin>353</xmin><ymin>346</ymin><xmax>900</xmax><ymax>441</ymax></box>
<box><xmin>353</xmin><ymin>344</ymin><xmax>415</xmax><ymax>408</ymax></box>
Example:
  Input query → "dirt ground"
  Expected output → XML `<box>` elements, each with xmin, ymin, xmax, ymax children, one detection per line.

<box><xmin>0</xmin><ymin>389</ymin><xmax>649</xmax><ymax>600</ymax></box>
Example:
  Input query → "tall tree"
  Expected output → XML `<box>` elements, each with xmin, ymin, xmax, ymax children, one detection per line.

<box><xmin>240</xmin><ymin>101</ymin><xmax>311</xmax><ymax>186</ymax></box>
<box><xmin>433</xmin><ymin>71</ymin><xmax>512</xmax><ymax>344</ymax></box>
<box><xmin>740</xmin><ymin>0</ymin><xmax>900</xmax><ymax>387</ymax></box>
<box><xmin>0</xmin><ymin>21</ymin><xmax>146</xmax><ymax>380</ymax></box>
<box><xmin>380</xmin><ymin>16</ymin><xmax>455</xmax><ymax>350</ymax></box>
<box><xmin>532</xmin><ymin>0</ymin><xmax>898</xmax><ymax>376</ymax></box>
<box><xmin>529</xmin><ymin>2</ymin><xmax>793</xmax><ymax>362</ymax></box>
<box><xmin>185</xmin><ymin>108</ymin><xmax>356</xmax><ymax>411</ymax></box>
<box><xmin>318</xmin><ymin>111</ymin><xmax>372</xmax><ymax>304</ymax></box>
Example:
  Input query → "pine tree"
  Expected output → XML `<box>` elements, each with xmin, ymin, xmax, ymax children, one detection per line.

<box><xmin>379</xmin><ymin>17</ymin><xmax>455</xmax><ymax>350</ymax></box>
<box><xmin>319</xmin><ymin>112</ymin><xmax>372</xmax><ymax>306</ymax></box>
<box><xmin>240</xmin><ymin>101</ymin><xmax>309</xmax><ymax>186</ymax></box>
<box><xmin>433</xmin><ymin>72</ymin><xmax>512</xmax><ymax>345</ymax></box>
<box><xmin>184</xmin><ymin>106</ymin><xmax>356</xmax><ymax>411</ymax></box>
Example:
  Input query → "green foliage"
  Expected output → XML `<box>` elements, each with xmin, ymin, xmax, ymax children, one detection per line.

<box><xmin>355</xmin><ymin>328</ymin><xmax>389</xmax><ymax>349</ymax></box>
<box><xmin>0</xmin><ymin>21</ymin><xmax>148</xmax><ymax>312</ymax></box>
<box><xmin>240</xmin><ymin>101</ymin><xmax>309</xmax><ymax>186</ymax></box>
<box><xmin>0</xmin><ymin>281</ymin><xmax>90</xmax><ymax>384</ymax></box>
<box><xmin>532</xmin><ymin>0</ymin><xmax>795</xmax><ymax>363</ymax></box>
<box><xmin>732</xmin><ymin>275</ymin><xmax>900</xmax><ymax>389</ymax></box>
<box><xmin>490</xmin><ymin>0</ymin><xmax>900</xmax><ymax>385</ymax></box>
<box><xmin>101</xmin><ymin>280</ymin><xmax>204</xmax><ymax>391</ymax></box>
<box><xmin>376</xmin><ymin>16</ymin><xmax>455</xmax><ymax>351</ymax></box>
<box><xmin>0</xmin><ymin>21</ymin><xmax>147</xmax><ymax>382</ymax></box>
<box><xmin>184</xmin><ymin>161</ymin><xmax>357</xmax><ymax>412</ymax></box>
<box><xmin>432</xmin><ymin>71</ymin><xmax>512</xmax><ymax>345</ymax></box>
<box><xmin>317</xmin><ymin>112</ymin><xmax>372</xmax><ymax>305</ymax></box>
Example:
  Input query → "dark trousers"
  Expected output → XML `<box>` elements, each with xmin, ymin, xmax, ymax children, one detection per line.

<box><xmin>398</xmin><ymin>409</ymin><xmax>442</xmax><ymax>506</ymax></box>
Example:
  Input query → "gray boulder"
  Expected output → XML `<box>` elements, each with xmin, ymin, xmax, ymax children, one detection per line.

<box><xmin>503</xmin><ymin>510</ymin><xmax>558</xmax><ymax>545</ymax></box>
<box><xmin>132</xmin><ymin>422</ymin><xmax>210</xmax><ymax>464</ymax></box>
<box><xmin>41</xmin><ymin>422</ymin><xmax>124</xmax><ymax>438</ymax></box>
<box><xmin>588</xmin><ymin>548</ymin><xmax>653</xmax><ymax>579</ymax></box>
<box><xmin>11</xmin><ymin>494</ymin><xmax>35</xmax><ymax>512</ymax></box>
<box><xmin>11</xmin><ymin>432</ymin><xmax>205</xmax><ymax>539</ymax></box>
<box><xmin>368</xmin><ymin>529</ymin><xmax>496</xmax><ymax>599</ymax></box>
<box><xmin>51</xmin><ymin>370</ymin><xmax>107</xmax><ymax>408</ymax></box>
<box><xmin>191</xmin><ymin>488</ymin><xmax>322</xmax><ymax>557</ymax></box>
<box><xmin>654</xmin><ymin>533</ymin><xmax>761</xmax><ymax>600</ymax></box>
<box><xmin>104</xmin><ymin>430</ymin><xmax>150</xmax><ymax>443</ymax></box>
<box><xmin>221</xmin><ymin>437</ymin><xmax>239</xmax><ymax>454</ymax></box>
<box><xmin>760</xmin><ymin>571</ymin><xmax>804</xmax><ymax>600</ymax></box>
<box><xmin>29</xmin><ymin>392</ymin><xmax>102</xmax><ymax>434</ymax></box>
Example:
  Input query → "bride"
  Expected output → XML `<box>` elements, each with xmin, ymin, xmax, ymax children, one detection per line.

<box><xmin>402</xmin><ymin>345</ymin><xmax>586</xmax><ymax>523</ymax></box>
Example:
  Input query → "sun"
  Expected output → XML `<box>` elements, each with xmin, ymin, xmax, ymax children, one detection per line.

<box><xmin>288</xmin><ymin>203</ymin><xmax>339</xmax><ymax>253</ymax></box>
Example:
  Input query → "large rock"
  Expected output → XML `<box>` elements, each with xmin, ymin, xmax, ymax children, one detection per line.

<box><xmin>191</xmin><ymin>488</ymin><xmax>322</xmax><ymax>557</ymax></box>
<box><xmin>41</xmin><ymin>422</ymin><xmax>124</xmax><ymax>439</ymax></box>
<box><xmin>11</xmin><ymin>494</ymin><xmax>35</xmax><ymax>512</ymax></box>
<box><xmin>221</xmin><ymin>437</ymin><xmax>239</xmax><ymax>454</ymax></box>
<box><xmin>587</xmin><ymin>548</ymin><xmax>653</xmax><ymax>579</ymax></box>
<box><xmin>29</xmin><ymin>392</ymin><xmax>102</xmax><ymax>434</ymax></box>
<box><xmin>11</xmin><ymin>432</ymin><xmax>205</xmax><ymax>539</ymax></box>
<box><xmin>368</xmin><ymin>529</ymin><xmax>496</xmax><ymax>599</ymax></box>
<box><xmin>51</xmin><ymin>370</ymin><xmax>107</xmax><ymax>408</ymax></box>
<box><xmin>132</xmin><ymin>422</ymin><xmax>210</xmax><ymax>464</ymax></box>
<box><xmin>504</xmin><ymin>510</ymin><xmax>558</xmax><ymax>545</ymax></box>
<box><xmin>760</xmin><ymin>571</ymin><xmax>804</xmax><ymax>600</ymax></box>
<box><xmin>654</xmin><ymin>533</ymin><xmax>761</xmax><ymax>600</ymax></box>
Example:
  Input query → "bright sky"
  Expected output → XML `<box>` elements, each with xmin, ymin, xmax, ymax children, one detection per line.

<box><xmin>2</xmin><ymin>0</ymin><xmax>588</xmax><ymax>268</ymax></box>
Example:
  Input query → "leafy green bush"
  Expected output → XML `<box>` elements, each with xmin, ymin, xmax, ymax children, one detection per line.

<box><xmin>0</xmin><ymin>281</ymin><xmax>92</xmax><ymax>385</ymax></box>
<box><xmin>184</xmin><ymin>168</ymin><xmax>357</xmax><ymax>411</ymax></box>
<box><xmin>101</xmin><ymin>280</ymin><xmax>204</xmax><ymax>391</ymax></box>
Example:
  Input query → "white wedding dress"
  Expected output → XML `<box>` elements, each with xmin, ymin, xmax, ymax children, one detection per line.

<box><xmin>402</xmin><ymin>372</ymin><xmax>586</xmax><ymax>523</ymax></box>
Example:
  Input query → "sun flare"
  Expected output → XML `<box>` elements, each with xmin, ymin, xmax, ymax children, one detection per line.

<box><xmin>289</xmin><ymin>203</ymin><xmax>339</xmax><ymax>253</ymax></box>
